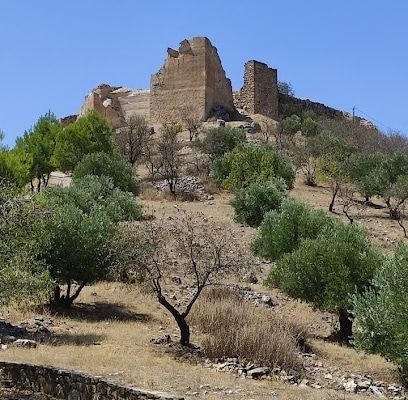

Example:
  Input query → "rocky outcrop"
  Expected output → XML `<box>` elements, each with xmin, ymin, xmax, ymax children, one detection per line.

<box><xmin>150</xmin><ymin>37</ymin><xmax>235</xmax><ymax>123</ymax></box>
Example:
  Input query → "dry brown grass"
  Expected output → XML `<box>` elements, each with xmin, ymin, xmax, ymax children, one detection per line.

<box><xmin>189</xmin><ymin>287</ymin><xmax>305</xmax><ymax>370</ymax></box>
<box><xmin>1</xmin><ymin>281</ymin><xmax>401</xmax><ymax>400</ymax></box>
<box><xmin>3</xmin><ymin>132</ymin><xmax>406</xmax><ymax>399</ymax></box>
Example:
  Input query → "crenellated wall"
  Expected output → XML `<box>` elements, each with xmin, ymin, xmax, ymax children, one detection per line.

<box><xmin>0</xmin><ymin>362</ymin><xmax>183</xmax><ymax>400</ymax></box>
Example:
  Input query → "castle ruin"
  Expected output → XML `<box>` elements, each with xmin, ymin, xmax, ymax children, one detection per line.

<box><xmin>76</xmin><ymin>37</ymin><xmax>374</xmax><ymax>131</ymax></box>
<box><xmin>234</xmin><ymin>60</ymin><xmax>279</xmax><ymax>120</ymax></box>
<box><xmin>150</xmin><ymin>37</ymin><xmax>235</xmax><ymax>123</ymax></box>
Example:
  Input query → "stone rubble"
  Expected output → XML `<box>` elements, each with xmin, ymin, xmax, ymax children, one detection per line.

<box><xmin>198</xmin><ymin>354</ymin><xmax>406</xmax><ymax>398</ymax></box>
<box><xmin>152</xmin><ymin>175</ymin><xmax>214</xmax><ymax>201</ymax></box>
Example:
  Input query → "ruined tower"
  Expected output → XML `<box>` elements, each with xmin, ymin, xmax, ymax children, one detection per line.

<box><xmin>237</xmin><ymin>60</ymin><xmax>278</xmax><ymax>120</ymax></box>
<box><xmin>150</xmin><ymin>37</ymin><xmax>235</xmax><ymax>123</ymax></box>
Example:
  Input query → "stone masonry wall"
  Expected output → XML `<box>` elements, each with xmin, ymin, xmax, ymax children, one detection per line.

<box><xmin>79</xmin><ymin>84</ymin><xmax>125</xmax><ymax>129</ymax></box>
<box><xmin>0</xmin><ymin>362</ymin><xmax>183</xmax><ymax>400</ymax></box>
<box><xmin>150</xmin><ymin>37</ymin><xmax>235</xmax><ymax>123</ymax></box>
<box><xmin>235</xmin><ymin>60</ymin><xmax>278</xmax><ymax>120</ymax></box>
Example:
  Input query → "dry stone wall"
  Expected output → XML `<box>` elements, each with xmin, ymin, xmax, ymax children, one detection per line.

<box><xmin>150</xmin><ymin>37</ymin><xmax>235</xmax><ymax>123</ymax></box>
<box><xmin>235</xmin><ymin>60</ymin><xmax>278</xmax><ymax>120</ymax></box>
<box><xmin>0</xmin><ymin>362</ymin><xmax>183</xmax><ymax>400</ymax></box>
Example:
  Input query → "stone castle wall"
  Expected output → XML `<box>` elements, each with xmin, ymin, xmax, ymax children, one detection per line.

<box><xmin>79</xmin><ymin>84</ymin><xmax>125</xmax><ymax>129</ymax></box>
<box><xmin>235</xmin><ymin>60</ymin><xmax>278</xmax><ymax>120</ymax></box>
<box><xmin>0</xmin><ymin>362</ymin><xmax>182</xmax><ymax>400</ymax></box>
<box><xmin>150</xmin><ymin>37</ymin><xmax>235</xmax><ymax>123</ymax></box>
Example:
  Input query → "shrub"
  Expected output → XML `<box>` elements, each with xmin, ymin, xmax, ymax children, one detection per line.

<box><xmin>195</xmin><ymin>126</ymin><xmax>246</xmax><ymax>162</ymax></box>
<box><xmin>268</xmin><ymin>220</ymin><xmax>383</xmax><ymax>341</ymax></box>
<box><xmin>252</xmin><ymin>198</ymin><xmax>332</xmax><ymax>261</ymax></box>
<box><xmin>210</xmin><ymin>144</ymin><xmax>295</xmax><ymax>190</ymax></box>
<box><xmin>231</xmin><ymin>178</ymin><xmax>287</xmax><ymax>227</ymax></box>
<box><xmin>189</xmin><ymin>286</ymin><xmax>305</xmax><ymax>370</ymax></box>
<box><xmin>353</xmin><ymin>242</ymin><xmax>408</xmax><ymax>382</ymax></box>
<box><xmin>73</xmin><ymin>151</ymin><xmax>140</xmax><ymax>195</ymax></box>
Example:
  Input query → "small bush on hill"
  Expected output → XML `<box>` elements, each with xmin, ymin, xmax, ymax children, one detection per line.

<box><xmin>195</xmin><ymin>126</ymin><xmax>246</xmax><ymax>162</ymax></box>
<box><xmin>73</xmin><ymin>151</ymin><xmax>140</xmax><ymax>195</ymax></box>
<box><xmin>210</xmin><ymin>144</ymin><xmax>295</xmax><ymax>190</ymax></box>
<box><xmin>231</xmin><ymin>178</ymin><xmax>287</xmax><ymax>227</ymax></box>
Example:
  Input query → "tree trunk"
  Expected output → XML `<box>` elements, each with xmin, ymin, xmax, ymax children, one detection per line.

<box><xmin>337</xmin><ymin>309</ymin><xmax>353</xmax><ymax>343</ymax></box>
<box><xmin>343</xmin><ymin>207</ymin><xmax>354</xmax><ymax>224</ymax></box>
<box><xmin>52</xmin><ymin>281</ymin><xmax>86</xmax><ymax>308</ymax></box>
<box><xmin>157</xmin><ymin>294</ymin><xmax>191</xmax><ymax>346</ymax></box>
<box><xmin>329</xmin><ymin>183</ymin><xmax>339</xmax><ymax>213</ymax></box>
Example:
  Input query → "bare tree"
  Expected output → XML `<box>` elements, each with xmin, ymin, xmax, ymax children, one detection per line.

<box><xmin>112</xmin><ymin>210</ymin><xmax>257</xmax><ymax>347</ymax></box>
<box><xmin>338</xmin><ymin>182</ymin><xmax>366</xmax><ymax>224</ymax></box>
<box><xmin>180</xmin><ymin>106</ymin><xmax>202</xmax><ymax>141</ymax></box>
<box><xmin>259</xmin><ymin>118</ymin><xmax>274</xmax><ymax>144</ymax></box>
<box><xmin>114</xmin><ymin>114</ymin><xmax>150</xmax><ymax>166</ymax></box>
<box><xmin>144</xmin><ymin>123</ymin><xmax>182</xmax><ymax>195</ymax></box>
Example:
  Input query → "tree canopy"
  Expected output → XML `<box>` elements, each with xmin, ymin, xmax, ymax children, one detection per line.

<box><xmin>53</xmin><ymin>110</ymin><xmax>113</xmax><ymax>172</ymax></box>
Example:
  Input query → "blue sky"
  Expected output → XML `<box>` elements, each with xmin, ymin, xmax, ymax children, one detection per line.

<box><xmin>1</xmin><ymin>1</ymin><xmax>407</xmax><ymax>148</ymax></box>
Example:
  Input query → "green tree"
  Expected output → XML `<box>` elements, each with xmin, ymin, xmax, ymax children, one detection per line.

<box><xmin>14</xmin><ymin>111</ymin><xmax>61</xmax><ymax>191</ymax></box>
<box><xmin>44</xmin><ymin>175</ymin><xmax>142</xmax><ymax>307</ymax></box>
<box><xmin>315</xmin><ymin>133</ymin><xmax>356</xmax><ymax>212</ymax></box>
<box><xmin>73</xmin><ymin>151</ymin><xmax>140</xmax><ymax>195</ymax></box>
<box><xmin>268</xmin><ymin>220</ymin><xmax>383</xmax><ymax>341</ymax></box>
<box><xmin>195</xmin><ymin>126</ymin><xmax>246</xmax><ymax>162</ymax></box>
<box><xmin>0</xmin><ymin>179</ymin><xmax>53</xmax><ymax>307</ymax></box>
<box><xmin>252</xmin><ymin>198</ymin><xmax>333</xmax><ymax>261</ymax></box>
<box><xmin>231</xmin><ymin>178</ymin><xmax>287</xmax><ymax>227</ymax></box>
<box><xmin>53</xmin><ymin>110</ymin><xmax>113</xmax><ymax>172</ymax></box>
<box><xmin>346</xmin><ymin>152</ymin><xmax>388</xmax><ymax>201</ymax></box>
<box><xmin>210</xmin><ymin>144</ymin><xmax>295</xmax><ymax>190</ymax></box>
<box><xmin>277</xmin><ymin>81</ymin><xmax>295</xmax><ymax>97</ymax></box>
<box><xmin>0</xmin><ymin>148</ymin><xmax>30</xmax><ymax>187</ymax></box>
<box><xmin>353</xmin><ymin>242</ymin><xmax>408</xmax><ymax>382</ymax></box>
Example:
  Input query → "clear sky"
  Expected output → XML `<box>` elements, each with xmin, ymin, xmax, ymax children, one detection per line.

<box><xmin>1</xmin><ymin>1</ymin><xmax>407</xmax><ymax>148</ymax></box>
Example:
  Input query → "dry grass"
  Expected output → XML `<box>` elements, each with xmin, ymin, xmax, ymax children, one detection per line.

<box><xmin>1</xmin><ymin>281</ymin><xmax>401</xmax><ymax>400</ymax></box>
<box><xmin>3</xmin><ymin>134</ymin><xmax>407</xmax><ymax>399</ymax></box>
<box><xmin>189</xmin><ymin>287</ymin><xmax>306</xmax><ymax>370</ymax></box>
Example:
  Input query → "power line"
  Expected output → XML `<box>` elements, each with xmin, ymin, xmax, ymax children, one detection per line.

<box><xmin>352</xmin><ymin>106</ymin><xmax>395</xmax><ymax>132</ymax></box>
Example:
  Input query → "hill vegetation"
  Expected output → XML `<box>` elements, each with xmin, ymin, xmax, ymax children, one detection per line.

<box><xmin>2</xmin><ymin>96</ymin><xmax>408</xmax><ymax>399</ymax></box>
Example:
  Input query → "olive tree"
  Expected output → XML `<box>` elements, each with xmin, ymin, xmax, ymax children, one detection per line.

<box><xmin>0</xmin><ymin>179</ymin><xmax>53</xmax><ymax>307</ymax></box>
<box><xmin>231</xmin><ymin>178</ymin><xmax>287</xmax><ymax>227</ymax></box>
<box><xmin>195</xmin><ymin>126</ymin><xmax>246</xmax><ymax>162</ymax></box>
<box><xmin>112</xmin><ymin>210</ymin><xmax>256</xmax><ymax>347</ymax></box>
<box><xmin>252</xmin><ymin>198</ymin><xmax>333</xmax><ymax>261</ymax></box>
<box><xmin>44</xmin><ymin>175</ymin><xmax>142</xmax><ymax>308</ymax></box>
<box><xmin>210</xmin><ymin>144</ymin><xmax>295</xmax><ymax>190</ymax></box>
<box><xmin>268</xmin><ymin>220</ymin><xmax>383</xmax><ymax>342</ymax></box>
<box><xmin>73</xmin><ymin>151</ymin><xmax>140</xmax><ymax>195</ymax></box>
<box><xmin>353</xmin><ymin>242</ymin><xmax>408</xmax><ymax>382</ymax></box>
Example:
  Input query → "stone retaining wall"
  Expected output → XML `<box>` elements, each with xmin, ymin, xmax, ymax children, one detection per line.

<box><xmin>0</xmin><ymin>362</ymin><xmax>183</xmax><ymax>400</ymax></box>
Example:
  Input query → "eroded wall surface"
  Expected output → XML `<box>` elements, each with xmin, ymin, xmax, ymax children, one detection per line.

<box><xmin>150</xmin><ymin>37</ymin><xmax>235</xmax><ymax>122</ymax></box>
